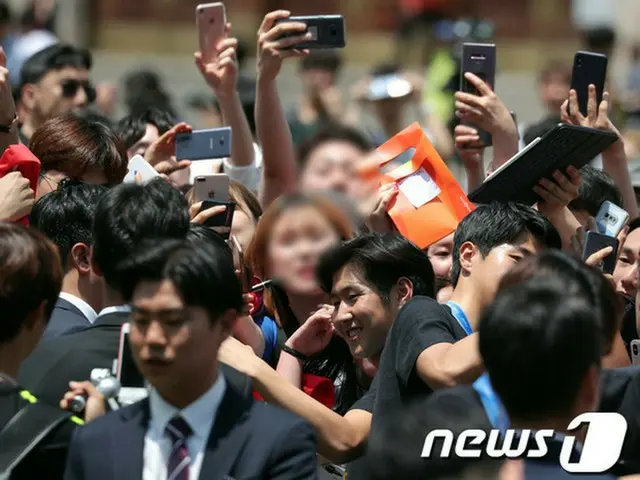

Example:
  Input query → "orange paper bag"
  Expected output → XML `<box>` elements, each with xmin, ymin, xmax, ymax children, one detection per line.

<box><xmin>360</xmin><ymin>123</ymin><xmax>474</xmax><ymax>248</ymax></box>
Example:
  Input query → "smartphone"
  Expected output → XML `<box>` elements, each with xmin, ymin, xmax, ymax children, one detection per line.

<box><xmin>631</xmin><ymin>340</ymin><xmax>640</xmax><ymax>366</ymax></box>
<box><xmin>194</xmin><ymin>174</ymin><xmax>229</xmax><ymax>202</ymax></box>
<box><xmin>231</xmin><ymin>234</ymin><xmax>252</xmax><ymax>292</ymax></box>
<box><xmin>116</xmin><ymin>323</ymin><xmax>145</xmax><ymax>389</ymax></box>
<box><xmin>582</xmin><ymin>231</ymin><xmax>619</xmax><ymax>274</ymax></box>
<box><xmin>196</xmin><ymin>3</ymin><xmax>226</xmax><ymax>63</ymax></box>
<box><xmin>275</xmin><ymin>15</ymin><xmax>346</xmax><ymax>49</ymax></box>
<box><xmin>569</xmin><ymin>51</ymin><xmax>608</xmax><ymax>117</ymax></box>
<box><xmin>200</xmin><ymin>200</ymin><xmax>235</xmax><ymax>234</ymax></box>
<box><xmin>595</xmin><ymin>201</ymin><xmax>629</xmax><ymax>238</ymax></box>
<box><xmin>460</xmin><ymin>43</ymin><xmax>496</xmax><ymax>147</ymax></box>
<box><xmin>123</xmin><ymin>154</ymin><xmax>160</xmax><ymax>184</ymax></box>
<box><xmin>175</xmin><ymin>127</ymin><xmax>232</xmax><ymax>161</ymax></box>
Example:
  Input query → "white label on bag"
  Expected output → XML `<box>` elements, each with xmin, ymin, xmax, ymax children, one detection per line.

<box><xmin>398</xmin><ymin>167</ymin><xmax>441</xmax><ymax>208</ymax></box>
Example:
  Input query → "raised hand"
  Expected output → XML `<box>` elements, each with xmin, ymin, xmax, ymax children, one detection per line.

<box><xmin>195</xmin><ymin>24</ymin><xmax>238</xmax><ymax>98</ymax></box>
<box><xmin>0</xmin><ymin>171</ymin><xmax>34</xmax><ymax>221</ymax></box>
<box><xmin>144</xmin><ymin>122</ymin><xmax>192</xmax><ymax>176</ymax></box>
<box><xmin>285</xmin><ymin>305</ymin><xmax>335</xmax><ymax>357</ymax></box>
<box><xmin>533</xmin><ymin>167</ymin><xmax>581</xmax><ymax>217</ymax></box>
<box><xmin>454</xmin><ymin>124</ymin><xmax>484</xmax><ymax>170</ymax></box>
<box><xmin>256</xmin><ymin>10</ymin><xmax>311</xmax><ymax>82</ymax></box>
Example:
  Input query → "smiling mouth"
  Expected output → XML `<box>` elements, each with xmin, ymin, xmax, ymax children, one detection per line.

<box><xmin>345</xmin><ymin>327</ymin><xmax>362</xmax><ymax>341</ymax></box>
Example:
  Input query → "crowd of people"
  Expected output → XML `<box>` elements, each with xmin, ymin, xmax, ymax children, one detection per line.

<box><xmin>2</xmin><ymin>3</ymin><xmax>640</xmax><ymax>480</ymax></box>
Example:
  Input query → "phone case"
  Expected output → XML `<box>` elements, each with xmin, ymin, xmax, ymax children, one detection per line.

<box><xmin>194</xmin><ymin>174</ymin><xmax>230</xmax><ymax>203</ymax></box>
<box><xmin>123</xmin><ymin>155</ymin><xmax>160</xmax><ymax>184</ymax></box>
<box><xmin>196</xmin><ymin>3</ymin><xmax>226</xmax><ymax>63</ymax></box>
<box><xmin>460</xmin><ymin>43</ymin><xmax>496</xmax><ymax>147</ymax></box>
<box><xmin>582</xmin><ymin>231</ymin><xmax>619</xmax><ymax>274</ymax></box>
<box><xmin>175</xmin><ymin>127</ymin><xmax>232</xmax><ymax>161</ymax></box>
<box><xmin>595</xmin><ymin>201</ymin><xmax>629</xmax><ymax>238</ymax></box>
<box><xmin>276</xmin><ymin>15</ymin><xmax>346</xmax><ymax>49</ymax></box>
<box><xmin>570</xmin><ymin>51</ymin><xmax>608</xmax><ymax>117</ymax></box>
<box><xmin>632</xmin><ymin>340</ymin><xmax>640</xmax><ymax>366</ymax></box>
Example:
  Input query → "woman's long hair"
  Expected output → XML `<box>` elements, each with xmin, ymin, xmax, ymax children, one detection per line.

<box><xmin>246</xmin><ymin>193</ymin><xmax>362</xmax><ymax>413</ymax></box>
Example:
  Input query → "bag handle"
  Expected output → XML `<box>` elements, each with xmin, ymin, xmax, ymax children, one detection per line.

<box><xmin>0</xmin><ymin>401</ymin><xmax>73</xmax><ymax>478</ymax></box>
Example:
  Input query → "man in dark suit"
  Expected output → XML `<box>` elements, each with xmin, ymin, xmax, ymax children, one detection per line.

<box><xmin>30</xmin><ymin>180</ymin><xmax>109</xmax><ymax>339</ymax></box>
<box><xmin>20</xmin><ymin>179</ymin><xmax>250</xmax><ymax>407</ymax></box>
<box><xmin>64</xmin><ymin>237</ymin><xmax>317</xmax><ymax>479</ymax></box>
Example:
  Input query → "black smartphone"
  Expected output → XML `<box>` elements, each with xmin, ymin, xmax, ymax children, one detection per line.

<box><xmin>569</xmin><ymin>51</ymin><xmax>608</xmax><ymax>117</ymax></box>
<box><xmin>200</xmin><ymin>200</ymin><xmax>235</xmax><ymax>235</ymax></box>
<box><xmin>276</xmin><ymin>15</ymin><xmax>346</xmax><ymax>49</ymax></box>
<box><xmin>460</xmin><ymin>43</ymin><xmax>497</xmax><ymax>147</ymax></box>
<box><xmin>582</xmin><ymin>231</ymin><xmax>619</xmax><ymax>274</ymax></box>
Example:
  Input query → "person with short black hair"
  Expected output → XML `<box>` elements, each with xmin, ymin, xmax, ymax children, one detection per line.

<box><xmin>480</xmin><ymin>278</ymin><xmax>615</xmax><ymax>479</ymax></box>
<box><xmin>115</xmin><ymin>107</ymin><xmax>176</xmax><ymax>159</ymax></box>
<box><xmin>0</xmin><ymin>222</ymin><xmax>104</xmax><ymax>480</ymax></box>
<box><xmin>297</xmin><ymin>124</ymin><xmax>373</xmax><ymax>201</ymax></box>
<box><xmin>17</xmin><ymin>43</ymin><xmax>94</xmax><ymax>143</ymax></box>
<box><xmin>30</xmin><ymin>179</ymin><xmax>108</xmax><ymax>338</ymax></box>
<box><xmin>65</xmin><ymin>238</ymin><xmax>318</xmax><ymax>480</ymax></box>
<box><xmin>568</xmin><ymin>165</ymin><xmax>624</xmax><ymax>224</ymax></box>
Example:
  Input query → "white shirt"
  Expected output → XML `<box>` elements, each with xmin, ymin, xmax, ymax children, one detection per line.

<box><xmin>143</xmin><ymin>374</ymin><xmax>226</xmax><ymax>480</ymax></box>
<box><xmin>189</xmin><ymin>143</ymin><xmax>263</xmax><ymax>193</ymax></box>
<box><xmin>97</xmin><ymin>305</ymin><xmax>131</xmax><ymax>318</ymax></box>
<box><xmin>58</xmin><ymin>292</ymin><xmax>98</xmax><ymax>324</ymax></box>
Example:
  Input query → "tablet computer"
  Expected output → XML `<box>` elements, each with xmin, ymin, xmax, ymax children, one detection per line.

<box><xmin>468</xmin><ymin>123</ymin><xmax>618</xmax><ymax>205</ymax></box>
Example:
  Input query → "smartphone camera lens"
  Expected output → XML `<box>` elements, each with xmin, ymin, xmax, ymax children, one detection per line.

<box><xmin>329</xmin><ymin>25</ymin><xmax>338</xmax><ymax>36</ymax></box>
<box><xmin>634</xmin><ymin>344</ymin><xmax>639</xmax><ymax>356</ymax></box>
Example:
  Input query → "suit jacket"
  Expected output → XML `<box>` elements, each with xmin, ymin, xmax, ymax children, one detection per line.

<box><xmin>42</xmin><ymin>298</ymin><xmax>91</xmax><ymax>340</ymax></box>
<box><xmin>18</xmin><ymin>310</ymin><xmax>251</xmax><ymax>407</ymax></box>
<box><xmin>64</xmin><ymin>380</ymin><xmax>318</xmax><ymax>480</ymax></box>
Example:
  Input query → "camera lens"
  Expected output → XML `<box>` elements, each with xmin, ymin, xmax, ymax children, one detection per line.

<box><xmin>329</xmin><ymin>25</ymin><xmax>338</xmax><ymax>36</ymax></box>
<box><xmin>634</xmin><ymin>344</ymin><xmax>638</xmax><ymax>356</ymax></box>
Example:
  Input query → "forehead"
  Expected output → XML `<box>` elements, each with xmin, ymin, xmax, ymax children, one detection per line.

<box><xmin>623</xmin><ymin>228</ymin><xmax>640</xmax><ymax>253</ymax></box>
<box><xmin>132</xmin><ymin>279</ymin><xmax>184</xmax><ymax>309</ymax></box>
<box><xmin>332</xmin><ymin>263</ymin><xmax>368</xmax><ymax>294</ymax></box>
<box><xmin>429</xmin><ymin>233</ymin><xmax>454</xmax><ymax>252</ymax></box>
<box><xmin>307</xmin><ymin>141</ymin><xmax>365</xmax><ymax>165</ymax></box>
<box><xmin>492</xmin><ymin>233</ymin><xmax>541</xmax><ymax>256</ymax></box>
<box><xmin>40</xmin><ymin>66</ymin><xmax>90</xmax><ymax>83</ymax></box>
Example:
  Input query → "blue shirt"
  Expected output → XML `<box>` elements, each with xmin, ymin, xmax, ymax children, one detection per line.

<box><xmin>254</xmin><ymin>312</ymin><xmax>279</xmax><ymax>365</ymax></box>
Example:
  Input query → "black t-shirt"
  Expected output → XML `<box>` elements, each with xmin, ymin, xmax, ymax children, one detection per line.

<box><xmin>371</xmin><ymin>295</ymin><xmax>466</xmax><ymax>422</ymax></box>
<box><xmin>0</xmin><ymin>381</ymin><xmax>78</xmax><ymax>480</ymax></box>
<box><xmin>346</xmin><ymin>296</ymin><xmax>465</xmax><ymax>480</ymax></box>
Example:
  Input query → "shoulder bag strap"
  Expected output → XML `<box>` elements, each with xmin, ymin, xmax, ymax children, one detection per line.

<box><xmin>0</xmin><ymin>401</ymin><xmax>73</xmax><ymax>479</ymax></box>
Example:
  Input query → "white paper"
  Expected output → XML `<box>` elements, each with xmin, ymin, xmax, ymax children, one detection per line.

<box><xmin>398</xmin><ymin>167</ymin><xmax>441</xmax><ymax>208</ymax></box>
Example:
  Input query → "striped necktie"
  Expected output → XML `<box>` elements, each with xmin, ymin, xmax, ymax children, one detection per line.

<box><xmin>166</xmin><ymin>415</ymin><xmax>192</xmax><ymax>480</ymax></box>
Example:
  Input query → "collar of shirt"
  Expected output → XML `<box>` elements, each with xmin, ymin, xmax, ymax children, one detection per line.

<box><xmin>59</xmin><ymin>292</ymin><xmax>98</xmax><ymax>324</ymax></box>
<box><xmin>148</xmin><ymin>374</ymin><xmax>227</xmax><ymax>442</ymax></box>
<box><xmin>97</xmin><ymin>305</ymin><xmax>131</xmax><ymax>318</ymax></box>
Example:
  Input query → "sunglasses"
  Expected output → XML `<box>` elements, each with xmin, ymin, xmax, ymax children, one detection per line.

<box><xmin>61</xmin><ymin>79</ymin><xmax>96</xmax><ymax>103</ymax></box>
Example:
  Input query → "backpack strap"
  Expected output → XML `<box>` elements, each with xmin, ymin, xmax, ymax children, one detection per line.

<box><xmin>0</xmin><ymin>400</ymin><xmax>74</xmax><ymax>479</ymax></box>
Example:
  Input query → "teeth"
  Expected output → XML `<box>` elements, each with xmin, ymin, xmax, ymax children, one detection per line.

<box><xmin>347</xmin><ymin>328</ymin><xmax>360</xmax><ymax>339</ymax></box>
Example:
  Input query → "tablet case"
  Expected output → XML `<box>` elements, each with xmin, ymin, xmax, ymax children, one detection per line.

<box><xmin>468</xmin><ymin>124</ymin><xmax>618</xmax><ymax>205</ymax></box>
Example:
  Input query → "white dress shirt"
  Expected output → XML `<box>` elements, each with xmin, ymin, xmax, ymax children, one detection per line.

<box><xmin>96</xmin><ymin>305</ymin><xmax>131</xmax><ymax>318</ymax></box>
<box><xmin>58</xmin><ymin>292</ymin><xmax>98</xmax><ymax>324</ymax></box>
<box><xmin>143</xmin><ymin>374</ymin><xmax>226</xmax><ymax>480</ymax></box>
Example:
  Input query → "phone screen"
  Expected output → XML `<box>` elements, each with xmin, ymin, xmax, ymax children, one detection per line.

<box><xmin>119</xmin><ymin>332</ymin><xmax>145</xmax><ymax>388</ymax></box>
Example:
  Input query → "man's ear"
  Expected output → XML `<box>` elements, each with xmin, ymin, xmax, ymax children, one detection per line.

<box><xmin>21</xmin><ymin>84</ymin><xmax>37</xmax><ymax>112</ymax></box>
<box><xmin>395</xmin><ymin>277</ymin><xmax>414</xmax><ymax>307</ymax></box>
<box><xmin>70</xmin><ymin>243</ymin><xmax>91</xmax><ymax>275</ymax></box>
<box><xmin>89</xmin><ymin>245</ymin><xmax>103</xmax><ymax>277</ymax></box>
<box><xmin>458</xmin><ymin>241</ymin><xmax>478</xmax><ymax>278</ymax></box>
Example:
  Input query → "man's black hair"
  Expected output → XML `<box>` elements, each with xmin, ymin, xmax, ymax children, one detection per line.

<box><xmin>584</xmin><ymin>27</ymin><xmax>616</xmax><ymax>54</ymax></box>
<box><xmin>300</xmin><ymin>51</ymin><xmax>342</xmax><ymax>75</ymax></box>
<box><xmin>522</xmin><ymin>115</ymin><xmax>560</xmax><ymax>146</ymax></box>
<box><xmin>297</xmin><ymin>123</ymin><xmax>372</xmax><ymax>168</ymax></box>
<box><xmin>116</xmin><ymin>238</ymin><xmax>243</xmax><ymax>322</ymax></box>
<box><xmin>19</xmin><ymin>44</ymin><xmax>92</xmax><ymax>92</ymax></box>
<box><xmin>92</xmin><ymin>178</ymin><xmax>190</xmax><ymax>289</ymax></box>
<box><xmin>0</xmin><ymin>1</ymin><xmax>11</xmax><ymax>26</ymax></box>
<box><xmin>30</xmin><ymin>179</ymin><xmax>108</xmax><ymax>270</ymax></box>
<box><xmin>363</xmin><ymin>393</ymin><xmax>496</xmax><ymax>479</ymax></box>
<box><xmin>317</xmin><ymin>232</ymin><xmax>435</xmax><ymax>302</ymax></box>
<box><xmin>479</xmin><ymin>277</ymin><xmax>601</xmax><ymax>422</ymax></box>
<box><xmin>451</xmin><ymin>202</ymin><xmax>562</xmax><ymax>285</ymax></box>
<box><xmin>122</xmin><ymin>69</ymin><xmax>177</xmax><ymax>118</ymax></box>
<box><xmin>569</xmin><ymin>165</ymin><xmax>623</xmax><ymax>216</ymax></box>
<box><xmin>115</xmin><ymin>107</ymin><xmax>176</xmax><ymax>149</ymax></box>
<box><xmin>186</xmin><ymin>224</ymin><xmax>231</xmax><ymax>257</ymax></box>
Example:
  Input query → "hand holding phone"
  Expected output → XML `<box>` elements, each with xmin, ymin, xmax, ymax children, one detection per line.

<box><xmin>194</xmin><ymin>174</ymin><xmax>230</xmax><ymax>202</ymax></box>
<box><xmin>569</xmin><ymin>51</ymin><xmax>608</xmax><ymax>117</ymax></box>
<box><xmin>275</xmin><ymin>15</ymin><xmax>346</xmax><ymax>50</ymax></box>
<box><xmin>582</xmin><ymin>230</ymin><xmax>619</xmax><ymax>274</ymax></box>
<box><xmin>595</xmin><ymin>201</ymin><xmax>629</xmax><ymax>237</ymax></box>
<box><xmin>176</xmin><ymin>127</ymin><xmax>232</xmax><ymax>161</ymax></box>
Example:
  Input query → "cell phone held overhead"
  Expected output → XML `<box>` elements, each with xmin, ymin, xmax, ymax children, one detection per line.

<box><xmin>595</xmin><ymin>201</ymin><xmax>629</xmax><ymax>238</ymax></box>
<box><xmin>460</xmin><ymin>43</ymin><xmax>496</xmax><ymax>147</ymax></box>
<box><xmin>569</xmin><ymin>51</ymin><xmax>608</xmax><ymax>117</ymax></box>
<box><xmin>275</xmin><ymin>15</ymin><xmax>346</xmax><ymax>49</ymax></box>
<box><xmin>175</xmin><ymin>127</ymin><xmax>232</xmax><ymax>161</ymax></box>
<box><xmin>196</xmin><ymin>3</ymin><xmax>226</xmax><ymax>63</ymax></box>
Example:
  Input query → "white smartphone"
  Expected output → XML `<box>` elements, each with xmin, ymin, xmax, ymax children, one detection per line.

<box><xmin>631</xmin><ymin>340</ymin><xmax>640</xmax><ymax>366</ymax></box>
<box><xmin>595</xmin><ymin>201</ymin><xmax>629</xmax><ymax>238</ymax></box>
<box><xmin>196</xmin><ymin>3</ymin><xmax>226</xmax><ymax>64</ymax></box>
<box><xmin>194</xmin><ymin>174</ymin><xmax>229</xmax><ymax>203</ymax></box>
<box><xmin>116</xmin><ymin>323</ymin><xmax>145</xmax><ymax>389</ymax></box>
<box><xmin>123</xmin><ymin>155</ymin><xmax>160</xmax><ymax>184</ymax></box>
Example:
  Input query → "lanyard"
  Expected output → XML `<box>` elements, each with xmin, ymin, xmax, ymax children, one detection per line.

<box><xmin>446</xmin><ymin>300</ymin><xmax>510</xmax><ymax>432</ymax></box>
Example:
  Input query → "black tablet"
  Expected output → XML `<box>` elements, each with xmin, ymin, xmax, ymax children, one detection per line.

<box><xmin>468</xmin><ymin>124</ymin><xmax>618</xmax><ymax>205</ymax></box>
